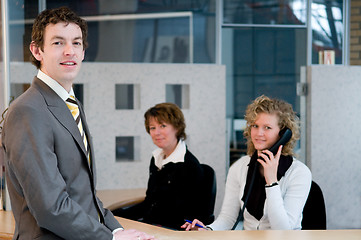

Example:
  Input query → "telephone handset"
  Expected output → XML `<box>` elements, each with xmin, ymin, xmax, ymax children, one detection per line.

<box><xmin>268</xmin><ymin>127</ymin><xmax>293</xmax><ymax>155</ymax></box>
<box><xmin>260</xmin><ymin>128</ymin><xmax>293</xmax><ymax>161</ymax></box>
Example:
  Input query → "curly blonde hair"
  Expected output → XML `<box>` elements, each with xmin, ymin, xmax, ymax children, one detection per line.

<box><xmin>243</xmin><ymin>95</ymin><xmax>300</xmax><ymax>156</ymax></box>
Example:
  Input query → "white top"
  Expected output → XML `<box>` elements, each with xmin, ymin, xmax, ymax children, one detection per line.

<box><xmin>152</xmin><ymin>140</ymin><xmax>186</xmax><ymax>169</ymax></box>
<box><xmin>209</xmin><ymin>155</ymin><xmax>312</xmax><ymax>230</ymax></box>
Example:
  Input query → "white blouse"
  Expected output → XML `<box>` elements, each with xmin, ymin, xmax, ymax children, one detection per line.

<box><xmin>209</xmin><ymin>155</ymin><xmax>312</xmax><ymax>230</ymax></box>
<box><xmin>152</xmin><ymin>140</ymin><xmax>186</xmax><ymax>169</ymax></box>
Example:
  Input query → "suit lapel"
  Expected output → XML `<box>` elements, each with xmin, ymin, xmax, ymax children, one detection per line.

<box><xmin>32</xmin><ymin>78</ymin><xmax>89</xmax><ymax>162</ymax></box>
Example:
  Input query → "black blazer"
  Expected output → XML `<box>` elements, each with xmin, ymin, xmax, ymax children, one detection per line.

<box><xmin>116</xmin><ymin>148</ymin><xmax>205</xmax><ymax>230</ymax></box>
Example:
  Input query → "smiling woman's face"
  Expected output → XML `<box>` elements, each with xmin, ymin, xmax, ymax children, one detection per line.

<box><xmin>250</xmin><ymin>112</ymin><xmax>280</xmax><ymax>152</ymax></box>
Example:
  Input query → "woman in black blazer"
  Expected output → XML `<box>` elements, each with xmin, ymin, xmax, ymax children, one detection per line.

<box><xmin>114</xmin><ymin>103</ymin><xmax>205</xmax><ymax>230</ymax></box>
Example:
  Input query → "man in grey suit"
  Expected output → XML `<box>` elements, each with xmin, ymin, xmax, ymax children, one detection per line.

<box><xmin>1</xmin><ymin>7</ymin><xmax>154</xmax><ymax>240</ymax></box>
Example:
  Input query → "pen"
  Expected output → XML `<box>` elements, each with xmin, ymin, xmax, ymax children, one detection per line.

<box><xmin>185</xmin><ymin>219</ymin><xmax>207</xmax><ymax>229</ymax></box>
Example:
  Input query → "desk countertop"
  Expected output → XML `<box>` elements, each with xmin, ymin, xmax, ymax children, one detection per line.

<box><xmin>117</xmin><ymin>217</ymin><xmax>361</xmax><ymax>240</ymax></box>
<box><xmin>1</xmin><ymin>210</ymin><xmax>361</xmax><ymax>240</ymax></box>
<box><xmin>0</xmin><ymin>210</ymin><xmax>14</xmax><ymax>240</ymax></box>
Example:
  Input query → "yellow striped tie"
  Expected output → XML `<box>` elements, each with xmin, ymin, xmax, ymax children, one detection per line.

<box><xmin>66</xmin><ymin>95</ymin><xmax>91</xmax><ymax>168</ymax></box>
<box><xmin>66</xmin><ymin>95</ymin><xmax>103</xmax><ymax>222</ymax></box>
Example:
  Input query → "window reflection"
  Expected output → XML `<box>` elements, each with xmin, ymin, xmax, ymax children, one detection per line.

<box><xmin>47</xmin><ymin>0</ymin><xmax>212</xmax><ymax>15</ymax></box>
<box><xmin>85</xmin><ymin>15</ymin><xmax>192</xmax><ymax>63</ymax></box>
<box><xmin>47</xmin><ymin>0</ymin><xmax>100</xmax><ymax>16</ymax></box>
<box><xmin>223</xmin><ymin>0</ymin><xmax>307</xmax><ymax>25</ymax></box>
<box><xmin>311</xmin><ymin>0</ymin><xmax>343</xmax><ymax>64</ymax></box>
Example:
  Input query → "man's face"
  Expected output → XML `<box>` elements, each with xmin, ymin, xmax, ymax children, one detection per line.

<box><xmin>32</xmin><ymin>22</ymin><xmax>85</xmax><ymax>88</ymax></box>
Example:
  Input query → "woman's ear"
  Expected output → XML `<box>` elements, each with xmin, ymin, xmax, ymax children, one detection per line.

<box><xmin>29</xmin><ymin>41</ymin><xmax>43</xmax><ymax>61</ymax></box>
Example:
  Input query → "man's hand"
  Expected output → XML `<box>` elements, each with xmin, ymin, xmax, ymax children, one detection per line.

<box><xmin>113</xmin><ymin>229</ymin><xmax>156</xmax><ymax>240</ymax></box>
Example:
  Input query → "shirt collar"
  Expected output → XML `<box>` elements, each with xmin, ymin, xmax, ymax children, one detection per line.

<box><xmin>152</xmin><ymin>140</ymin><xmax>186</xmax><ymax>169</ymax></box>
<box><xmin>37</xmin><ymin>70</ymin><xmax>74</xmax><ymax>101</ymax></box>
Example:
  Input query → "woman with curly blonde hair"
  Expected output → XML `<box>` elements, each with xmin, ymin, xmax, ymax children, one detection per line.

<box><xmin>243</xmin><ymin>95</ymin><xmax>300</xmax><ymax>156</ymax></box>
<box><xmin>183</xmin><ymin>95</ymin><xmax>311</xmax><ymax>231</ymax></box>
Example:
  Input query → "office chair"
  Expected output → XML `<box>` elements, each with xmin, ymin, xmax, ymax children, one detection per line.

<box><xmin>199</xmin><ymin>164</ymin><xmax>217</xmax><ymax>225</ymax></box>
<box><xmin>301</xmin><ymin>181</ymin><xmax>327</xmax><ymax>230</ymax></box>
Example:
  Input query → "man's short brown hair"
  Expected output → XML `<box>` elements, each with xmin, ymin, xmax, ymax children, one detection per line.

<box><xmin>30</xmin><ymin>6</ymin><xmax>88</xmax><ymax>69</ymax></box>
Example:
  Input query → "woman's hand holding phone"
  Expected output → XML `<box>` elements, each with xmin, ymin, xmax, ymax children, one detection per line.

<box><xmin>258</xmin><ymin>145</ymin><xmax>282</xmax><ymax>185</ymax></box>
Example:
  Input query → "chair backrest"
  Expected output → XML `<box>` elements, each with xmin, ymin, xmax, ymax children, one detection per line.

<box><xmin>301</xmin><ymin>181</ymin><xmax>327</xmax><ymax>230</ymax></box>
<box><xmin>200</xmin><ymin>164</ymin><xmax>217</xmax><ymax>225</ymax></box>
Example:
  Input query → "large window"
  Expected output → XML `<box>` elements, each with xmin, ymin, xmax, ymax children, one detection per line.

<box><xmin>225</xmin><ymin>27</ymin><xmax>307</xmax><ymax>118</ymax></box>
<box><xmin>222</xmin><ymin>0</ymin><xmax>309</xmax><ymax>120</ymax></box>
<box><xmin>2</xmin><ymin>0</ymin><xmax>349</xmax><ymax>165</ymax></box>
<box><xmin>8</xmin><ymin>0</ymin><xmax>216</xmax><ymax>64</ymax></box>
<box><xmin>223</xmin><ymin>0</ymin><xmax>346</xmax><ymax>162</ymax></box>
<box><xmin>222</xmin><ymin>0</ymin><xmax>345</xmax><ymax>117</ymax></box>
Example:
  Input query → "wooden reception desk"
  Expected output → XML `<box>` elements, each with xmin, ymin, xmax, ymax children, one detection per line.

<box><xmin>97</xmin><ymin>188</ymin><xmax>146</xmax><ymax>211</ymax></box>
<box><xmin>1</xmin><ymin>210</ymin><xmax>360</xmax><ymax>240</ymax></box>
<box><xmin>0</xmin><ymin>211</ymin><xmax>14</xmax><ymax>240</ymax></box>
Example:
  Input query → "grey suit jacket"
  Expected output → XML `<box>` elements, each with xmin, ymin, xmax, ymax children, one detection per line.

<box><xmin>2</xmin><ymin>77</ymin><xmax>121</xmax><ymax>239</ymax></box>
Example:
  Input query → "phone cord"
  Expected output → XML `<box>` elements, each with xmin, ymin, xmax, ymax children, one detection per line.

<box><xmin>231</xmin><ymin>162</ymin><xmax>258</xmax><ymax>230</ymax></box>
